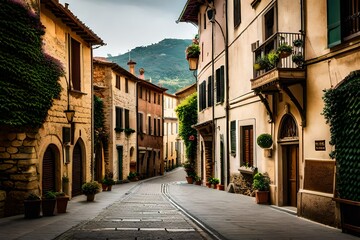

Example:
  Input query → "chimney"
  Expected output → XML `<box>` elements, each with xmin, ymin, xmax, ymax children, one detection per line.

<box><xmin>138</xmin><ymin>68</ymin><xmax>145</xmax><ymax>79</ymax></box>
<box><xmin>127</xmin><ymin>60</ymin><xmax>136</xmax><ymax>75</ymax></box>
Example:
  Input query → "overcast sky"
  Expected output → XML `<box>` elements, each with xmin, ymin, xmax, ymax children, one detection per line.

<box><xmin>59</xmin><ymin>0</ymin><xmax>197</xmax><ymax>57</ymax></box>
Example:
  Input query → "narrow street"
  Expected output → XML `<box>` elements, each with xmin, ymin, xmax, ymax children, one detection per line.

<box><xmin>51</xmin><ymin>168</ymin><xmax>358</xmax><ymax>240</ymax></box>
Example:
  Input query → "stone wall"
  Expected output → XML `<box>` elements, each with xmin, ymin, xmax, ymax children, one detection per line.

<box><xmin>0</xmin><ymin>132</ymin><xmax>40</xmax><ymax>217</ymax></box>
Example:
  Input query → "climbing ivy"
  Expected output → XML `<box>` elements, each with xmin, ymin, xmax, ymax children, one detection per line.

<box><xmin>322</xmin><ymin>70</ymin><xmax>360</xmax><ymax>201</ymax></box>
<box><xmin>175</xmin><ymin>93</ymin><xmax>198</xmax><ymax>161</ymax></box>
<box><xmin>0</xmin><ymin>0</ymin><xmax>63</xmax><ymax>131</ymax></box>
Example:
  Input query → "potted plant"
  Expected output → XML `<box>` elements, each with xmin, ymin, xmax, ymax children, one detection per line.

<box><xmin>276</xmin><ymin>43</ymin><xmax>293</xmax><ymax>58</ymax></box>
<box><xmin>267</xmin><ymin>50</ymin><xmax>279</xmax><ymax>68</ymax></box>
<box><xmin>254</xmin><ymin>55</ymin><xmax>269</xmax><ymax>71</ymax></box>
<box><xmin>211</xmin><ymin>178</ymin><xmax>220</xmax><ymax>189</ymax></box>
<box><xmin>256</xmin><ymin>133</ymin><xmax>273</xmax><ymax>149</ymax></box>
<box><xmin>23</xmin><ymin>193</ymin><xmax>41</xmax><ymax>219</ymax></box>
<box><xmin>186</xmin><ymin>171</ymin><xmax>196</xmax><ymax>184</ymax></box>
<box><xmin>55</xmin><ymin>192</ymin><xmax>69</xmax><ymax>214</ymax></box>
<box><xmin>292</xmin><ymin>54</ymin><xmax>304</xmax><ymax>67</ymax></box>
<box><xmin>253</xmin><ymin>172</ymin><xmax>270</xmax><ymax>204</ymax></box>
<box><xmin>194</xmin><ymin>175</ymin><xmax>202</xmax><ymax>185</ymax></box>
<box><xmin>42</xmin><ymin>191</ymin><xmax>57</xmax><ymax>216</ymax></box>
<box><xmin>105</xmin><ymin>178</ymin><xmax>115</xmax><ymax>191</ymax></box>
<box><xmin>124</xmin><ymin>128</ymin><xmax>135</xmax><ymax>136</ymax></box>
<box><xmin>127</xmin><ymin>171</ymin><xmax>138</xmax><ymax>181</ymax></box>
<box><xmin>101</xmin><ymin>178</ymin><xmax>108</xmax><ymax>191</ymax></box>
<box><xmin>293</xmin><ymin>38</ymin><xmax>303</xmax><ymax>48</ymax></box>
<box><xmin>186</xmin><ymin>36</ymin><xmax>200</xmax><ymax>70</ymax></box>
<box><xmin>81</xmin><ymin>181</ymin><xmax>100</xmax><ymax>202</ymax></box>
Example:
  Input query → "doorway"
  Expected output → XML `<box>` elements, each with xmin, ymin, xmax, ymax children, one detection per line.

<box><xmin>117</xmin><ymin>145</ymin><xmax>123</xmax><ymax>181</ymax></box>
<box><xmin>283</xmin><ymin>145</ymin><xmax>299</xmax><ymax>207</ymax></box>
<box><xmin>72</xmin><ymin>141</ymin><xmax>83</xmax><ymax>197</ymax></box>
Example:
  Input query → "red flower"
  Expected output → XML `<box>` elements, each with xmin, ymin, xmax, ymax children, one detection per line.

<box><xmin>188</xmin><ymin>135</ymin><xmax>195</xmax><ymax>141</ymax></box>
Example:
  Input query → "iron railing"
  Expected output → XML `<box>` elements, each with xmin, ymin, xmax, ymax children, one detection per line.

<box><xmin>253</xmin><ymin>32</ymin><xmax>304</xmax><ymax>78</ymax></box>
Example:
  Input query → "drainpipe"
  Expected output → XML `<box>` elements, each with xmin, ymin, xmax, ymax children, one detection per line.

<box><xmin>211</xmin><ymin>8</ymin><xmax>216</xmax><ymax>178</ymax></box>
<box><xmin>224</xmin><ymin>0</ymin><xmax>230</xmax><ymax>187</ymax></box>
<box><xmin>91</xmin><ymin>44</ymin><xmax>94</xmax><ymax>181</ymax></box>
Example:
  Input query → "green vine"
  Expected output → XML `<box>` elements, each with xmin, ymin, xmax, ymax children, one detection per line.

<box><xmin>322</xmin><ymin>70</ymin><xmax>360</xmax><ymax>201</ymax></box>
<box><xmin>0</xmin><ymin>0</ymin><xmax>63</xmax><ymax>131</ymax></box>
<box><xmin>175</xmin><ymin>93</ymin><xmax>198</xmax><ymax>161</ymax></box>
<box><xmin>94</xmin><ymin>95</ymin><xmax>108</xmax><ymax>147</ymax></box>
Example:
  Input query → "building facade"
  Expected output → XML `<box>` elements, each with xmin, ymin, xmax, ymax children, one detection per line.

<box><xmin>93</xmin><ymin>58</ymin><xmax>137</xmax><ymax>182</ymax></box>
<box><xmin>178</xmin><ymin>0</ymin><xmax>360</xmax><ymax>228</ymax></box>
<box><xmin>0</xmin><ymin>0</ymin><xmax>103</xmax><ymax>217</ymax></box>
<box><xmin>163</xmin><ymin>93</ymin><xmax>179</xmax><ymax>170</ymax></box>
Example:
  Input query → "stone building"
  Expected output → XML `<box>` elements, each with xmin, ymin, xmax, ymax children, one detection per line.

<box><xmin>93</xmin><ymin>58</ymin><xmax>137</xmax><ymax>181</ymax></box>
<box><xmin>131</xmin><ymin>61</ymin><xmax>167</xmax><ymax>178</ymax></box>
<box><xmin>0</xmin><ymin>0</ymin><xmax>103</xmax><ymax>217</ymax></box>
<box><xmin>163</xmin><ymin>93</ymin><xmax>179</xmax><ymax>170</ymax></box>
<box><xmin>178</xmin><ymin>0</ymin><xmax>360</xmax><ymax>228</ymax></box>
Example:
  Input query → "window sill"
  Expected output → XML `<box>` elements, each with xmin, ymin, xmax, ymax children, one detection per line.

<box><xmin>70</xmin><ymin>90</ymin><xmax>87</xmax><ymax>96</ymax></box>
<box><xmin>238</xmin><ymin>166</ymin><xmax>256</xmax><ymax>175</ymax></box>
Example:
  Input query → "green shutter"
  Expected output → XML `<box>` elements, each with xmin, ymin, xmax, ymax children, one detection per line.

<box><xmin>220</xmin><ymin>66</ymin><xmax>225</xmax><ymax>102</ymax></box>
<box><xmin>230</xmin><ymin>121</ymin><xmax>236</xmax><ymax>155</ymax></box>
<box><xmin>327</xmin><ymin>0</ymin><xmax>341</xmax><ymax>48</ymax></box>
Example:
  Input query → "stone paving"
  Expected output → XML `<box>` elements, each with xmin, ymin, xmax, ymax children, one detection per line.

<box><xmin>0</xmin><ymin>168</ymin><xmax>359</xmax><ymax>240</ymax></box>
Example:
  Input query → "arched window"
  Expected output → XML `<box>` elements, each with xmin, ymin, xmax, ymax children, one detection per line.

<box><xmin>279</xmin><ymin>114</ymin><xmax>298</xmax><ymax>139</ymax></box>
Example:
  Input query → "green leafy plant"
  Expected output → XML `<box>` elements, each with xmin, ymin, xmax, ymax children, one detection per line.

<box><xmin>0</xmin><ymin>0</ymin><xmax>63</xmax><ymax>130</ymax></box>
<box><xmin>43</xmin><ymin>191</ymin><xmax>57</xmax><ymax>200</ymax></box>
<box><xmin>127</xmin><ymin>171</ymin><xmax>138</xmax><ymax>180</ymax></box>
<box><xmin>25</xmin><ymin>193</ymin><xmax>41</xmax><ymax>201</ymax></box>
<box><xmin>185</xmin><ymin>35</ymin><xmax>200</xmax><ymax>59</ymax></box>
<box><xmin>253</xmin><ymin>172</ymin><xmax>270</xmax><ymax>191</ymax></box>
<box><xmin>55</xmin><ymin>192</ymin><xmax>66</xmax><ymax>197</ymax></box>
<box><xmin>267</xmin><ymin>50</ymin><xmax>279</xmax><ymax>68</ymax></box>
<box><xmin>322</xmin><ymin>70</ymin><xmax>360</xmax><ymax>201</ymax></box>
<box><xmin>81</xmin><ymin>181</ymin><xmax>100</xmax><ymax>195</ymax></box>
<box><xmin>292</xmin><ymin>54</ymin><xmax>304</xmax><ymax>67</ymax></box>
<box><xmin>256</xmin><ymin>133</ymin><xmax>273</xmax><ymax>149</ymax></box>
<box><xmin>293</xmin><ymin>39</ymin><xmax>303</xmax><ymax>47</ymax></box>
<box><xmin>124</xmin><ymin>128</ymin><xmax>135</xmax><ymax>135</ymax></box>
<box><xmin>276</xmin><ymin>43</ymin><xmax>293</xmax><ymax>58</ymax></box>
<box><xmin>254</xmin><ymin>55</ymin><xmax>270</xmax><ymax>70</ymax></box>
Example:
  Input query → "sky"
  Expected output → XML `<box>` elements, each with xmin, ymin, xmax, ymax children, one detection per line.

<box><xmin>59</xmin><ymin>0</ymin><xmax>197</xmax><ymax>57</ymax></box>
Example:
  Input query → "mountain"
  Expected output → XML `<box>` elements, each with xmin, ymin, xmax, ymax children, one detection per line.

<box><xmin>107</xmin><ymin>39</ymin><xmax>196</xmax><ymax>94</ymax></box>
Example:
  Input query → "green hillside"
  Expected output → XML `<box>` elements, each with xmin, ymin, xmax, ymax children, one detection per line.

<box><xmin>107</xmin><ymin>39</ymin><xmax>196</xmax><ymax>94</ymax></box>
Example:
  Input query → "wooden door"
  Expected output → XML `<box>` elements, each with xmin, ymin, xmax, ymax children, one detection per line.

<box><xmin>42</xmin><ymin>146</ymin><xmax>56</xmax><ymax>194</ymax></box>
<box><xmin>72</xmin><ymin>142</ymin><xmax>83</xmax><ymax>197</ymax></box>
<box><xmin>287</xmin><ymin>145</ymin><xmax>299</xmax><ymax>207</ymax></box>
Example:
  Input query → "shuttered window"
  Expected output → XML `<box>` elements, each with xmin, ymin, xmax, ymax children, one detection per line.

<box><xmin>116</xmin><ymin>75</ymin><xmax>120</xmax><ymax>89</ymax></box>
<box><xmin>154</xmin><ymin>118</ymin><xmax>157</xmax><ymax>136</ymax></box>
<box><xmin>230</xmin><ymin>121</ymin><xmax>236</xmax><ymax>156</ymax></box>
<box><xmin>148</xmin><ymin>116</ymin><xmax>152</xmax><ymax>135</ymax></box>
<box><xmin>199</xmin><ymin>81</ymin><xmax>207</xmax><ymax>111</ymax></box>
<box><xmin>216</xmin><ymin>66</ymin><xmax>225</xmax><ymax>103</ymax></box>
<box><xmin>125</xmin><ymin>109</ymin><xmax>129</xmax><ymax>129</ymax></box>
<box><xmin>157</xmin><ymin>119</ymin><xmax>161</xmax><ymax>136</ymax></box>
<box><xmin>234</xmin><ymin>0</ymin><xmax>241</xmax><ymax>28</ymax></box>
<box><xmin>327</xmin><ymin>0</ymin><xmax>341</xmax><ymax>47</ymax></box>
<box><xmin>138</xmin><ymin>113</ymin><xmax>143</xmax><ymax>133</ymax></box>
<box><xmin>69</xmin><ymin>36</ymin><xmax>81</xmax><ymax>91</ymax></box>
<box><xmin>116</xmin><ymin>107</ymin><xmax>123</xmax><ymax>129</ymax></box>
<box><xmin>125</xmin><ymin>78</ymin><xmax>129</xmax><ymax>93</ymax></box>
<box><xmin>207</xmin><ymin>76</ymin><xmax>213</xmax><ymax>107</ymax></box>
<box><xmin>242</xmin><ymin>126</ymin><xmax>254</xmax><ymax>167</ymax></box>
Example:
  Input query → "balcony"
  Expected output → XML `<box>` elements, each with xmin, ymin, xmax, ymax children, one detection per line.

<box><xmin>250</xmin><ymin>32</ymin><xmax>305</xmax><ymax>92</ymax></box>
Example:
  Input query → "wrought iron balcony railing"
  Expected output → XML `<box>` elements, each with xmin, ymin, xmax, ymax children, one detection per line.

<box><xmin>252</xmin><ymin>32</ymin><xmax>304</xmax><ymax>78</ymax></box>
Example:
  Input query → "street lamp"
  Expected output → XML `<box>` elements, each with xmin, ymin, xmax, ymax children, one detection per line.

<box><xmin>64</xmin><ymin>76</ymin><xmax>75</xmax><ymax>123</ymax></box>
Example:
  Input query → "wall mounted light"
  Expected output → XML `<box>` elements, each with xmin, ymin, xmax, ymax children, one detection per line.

<box><xmin>64</xmin><ymin>76</ymin><xmax>75</xmax><ymax>123</ymax></box>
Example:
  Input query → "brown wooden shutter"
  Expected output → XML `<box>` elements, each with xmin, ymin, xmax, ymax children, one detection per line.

<box><xmin>42</xmin><ymin>147</ymin><xmax>55</xmax><ymax>194</ymax></box>
<box><xmin>72</xmin><ymin>142</ymin><xmax>83</xmax><ymax>197</ymax></box>
<box><xmin>242</xmin><ymin>126</ymin><xmax>254</xmax><ymax>166</ymax></box>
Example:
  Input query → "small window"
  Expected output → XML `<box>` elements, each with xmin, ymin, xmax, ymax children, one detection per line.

<box><xmin>115</xmin><ymin>107</ymin><xmax>123</xmax><ymax>130</ymax></box>
<box><xmin>116</xmin><ymin>75</ymin><xmax>120</xmax><ymax>90</ymax></box>
<box><xmin>157</xmin><ymin>119</ymin><xmax>161</xmax><ymax>136</ymax></box>
<box><xmin>69</xmin><ymin>36</ymin><xmax>81</xmax><ymax>91</ymax></box>
<box><xmin>158</xmin><ymin>94</ymin><xmax>161</xmax><ymax>104</ymax></box>
<box><xmin>125</xmin><ymin>78</ymin><xmax>129</xmax><ymax>93</ymax></box>
<box><xmin>138</xmin><ymin>113</ymin><xmax>143</xmax><ymax>133</ymax></box>
<box><xmin>207</xmin><ymin>76</ymin><xmax>213</xmax><ymax>107</ymax></box>
<box><xmin>234</xmin><ymin>0</ymin><xmax>241</xmax><ymax>28</ymax></box>
<box><xmin>154</xmin><ymin>93</ymin><xmax>157</xmax><ymax>103</ymax></box>
<box><xmin>154</xmin><ymin>118</ymin><xmax>157</xmax><ymax>136</ymax></box>
<box><xmin>148</xmin><ymin>90</ymin><xmax>151</xmax><ymax>103</ymax></box>
<box><xmin>125</xmin><ymin>109</ymin><xmax>129</xmax><ymax>129</ymax></box>
<box><xmin>230</xmin><ymin>121</ymin><xmax>236</xmax><ymax>156</ymax></box>
<box><xmin>264</xmin><ymin>6</ymin><xmax>275</xmax><ymax>40</ymax></box>
<box><xmin>148</xmin><ymin>116</ymin><xmax>152</xmax><ymax>135</ymax></box>
<box><xmin>204</xmin><ymin>13</ymin><xmax>207</xmax><ymax>30</ymax></box>
<box><xmin>139</xmin><ymin>86</ymin><xmax>143</xmax><ymax>99</ymax></box>
<box><xmin>241</xmin><ymin>126</ymin><xmax>254</xmax><ymax>167</ymax></box>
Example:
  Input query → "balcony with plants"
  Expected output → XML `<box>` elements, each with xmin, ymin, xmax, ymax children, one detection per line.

<box><xmin>251</xmin><ymin>32</ymin><xmax>305</xmax><ymax>92</ymax></box>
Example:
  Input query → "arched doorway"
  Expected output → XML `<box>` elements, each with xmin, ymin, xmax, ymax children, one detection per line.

<box><xmin>279</xmin><ymin>114</ymin><xmax>299</xmax><ymax>207</ymax></box>
<box><xmin>72</xmin><ymin>141</ymin><xmax>83</xmax><ymax>197</ymax></box>
<box><xmin>42</xmin><ymin>144</ymin><xmax>59</xmax><ymax>194</ymax></box>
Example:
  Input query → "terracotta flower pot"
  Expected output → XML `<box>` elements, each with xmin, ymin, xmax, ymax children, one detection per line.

<box><xmin>255</xmin><ymin>190</ymin><xmax>269</xmax><ymax>204</ymax></box>
<box><xmin>186</xmin><ymin>176</ymin><xmax>194</xmax><ymax>184</ymax></box>
<box><xmin>56</xmin><ymin>196</ymin><xmax>69</xmax><ymax>213</ymax></box>
<box><xmin>86</xmin><ymin>194</ymin><xmax>95</xmax><ymax>202</ymax></box>
<box><xmin>217</xmin><ymin>184</ymin><xmax>225</xmax><ymax>191</ymax></box>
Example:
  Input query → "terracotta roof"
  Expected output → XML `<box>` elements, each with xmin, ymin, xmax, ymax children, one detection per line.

<box><xmin>177</xmin><ymin>0</ymin><xmax>203</xmax><ymax>25</ymax></box>
<box><xmin>93</xmin><ymin>58</ymin><xmax>135</xmax><ymax>80</ymax></box>
<box><xmin>175</xmin><ymin>83</ymin><xmax>196</xmax><ymax>95</ymax></box>
<box><xmin>41</xmin><ymin>0</ymin><xmax>104</xmax><ymax>46</ymax></box>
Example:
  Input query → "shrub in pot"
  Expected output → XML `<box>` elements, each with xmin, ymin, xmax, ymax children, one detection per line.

<box><xmin>55</xmin><ymin>192</ymin><xmax>69</xmax><ymax>213</ymax></box>
<box><xmin>42</xmin><ymin>191</ymin><xmax>57</xmax><ymax>216</ymax></box>
<box><xmin>253</xmin><ymin>172</ymin><xmax>270</xmax><ymax>204</ymax></box>
<box><xmin>256</xmin><ymin>133</ymin><xmax>273</xmax><ymax>149</ymax></box>
<box><xmin>82</xmin><ymin>181</ymin><xmax>100</xmax><ymax>202</ymax></box>
<box><xmin>24</xmin><ymin>193</ymin><xmax>41</xmax><ymax>219</ymax></box>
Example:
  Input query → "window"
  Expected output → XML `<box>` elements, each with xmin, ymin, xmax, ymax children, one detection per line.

<box><xmin>138</xmin><ymin>113</ymin><xmax>143</xmax><ymax>133</ymax></box>
<box><xmin>207</xmin><ymin>76</ymin><xmax>213</xmax><ymax>107</ymax></box>
<box><xmin>171</xmin><ymin>142</ymin><xmax>173</xmax><ymax>155</ymax></box>
<box><xmin>148</xmin><ymin>90</ymin><xmax>151</xmax><ymax>103</ymax></box>
<box><xmin>69</xmin><ymin>36</ymin><xmax>81</xmax><ymax>91</ymax></box>
<box><xmin>264</xmin><ymin>6</ymin><xmax>275</xmax><ymax>40</ymax></box>
<box><xmin>154</xmin><ymin>118</ymin><xmax>157</xmax><ymax>136</ymax></box>
<box><xmin>148</xmin><ymin>116</ymin><xmax>152</xmax><ymax>135</ymax></box>
<box><xmin>171</xmin><ymin>123</ymin><xmax>173</xmax><ymax>135</ymax></box>
<box><xmin>199</xmin><ymin>81</ymin><xmax>207</xmax><ymax>111</ymax></box>
<box><xmin>115</xmin><ymin>75</ymin><xmax>120</xmax><ymax>90</ymax></box>
<box><xmin>158</xmin><ymin>94</ymin><xmax>161</xmax><ymax>104</ymax></box>
<box><xmin>234</xmin><ymin>0</ymin><xmax>241</xmax><ymax>28</ymax></box>
<box><xmin>204</xmin><ymin>13</ymin><xmax>207</xmax><ymax>29</ymax></box>
<box><xmin>230</xmin><ymin>121</ymin><xmax>236</xmax><ymax>156</ymax></box>
<box><xmin>125</xmin><ymin>109</ymin><xmax>129</xmax><ymax>129</ymax></box>
<box><xmin>241</xmin><ymin>126</ymin><xmax>254</xmax><ymax>167</ymax></box>
<box><xmin>125</xmin><ymin>78</ymin><xmax>129</xmax><ymax>93</ymax></box>
<box><xmin>139</xmin><ymin>86</ymin><xmax>143</xmax><ymax>99</ymax></box>
<box><xmin>216</xmin><ymin>66</ymin><xmax>225</xmax><ymax>103</ymax></box>
<box><xmin>157</xmin><ymin>119</ymin><xmax>161</xmax><ymax>136</ymax></box>
<box><xmin>154</xmin><ymin>93</ymin><xmax>157</xmax><ymax>103</ymax></box>
<box><xmin>327</xmin><ymin>0</ymin><xmax>360</xmax><ymax>47</ymax></box>
<box><xmin>175</xmin><ymin>123</ymin><xmax>178</xmax><ymax>134</ymax></box>
<box><xmin>115</xmin><ymin>107</ymin><xmax>123</xmax><ymax>130</ymax></box>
